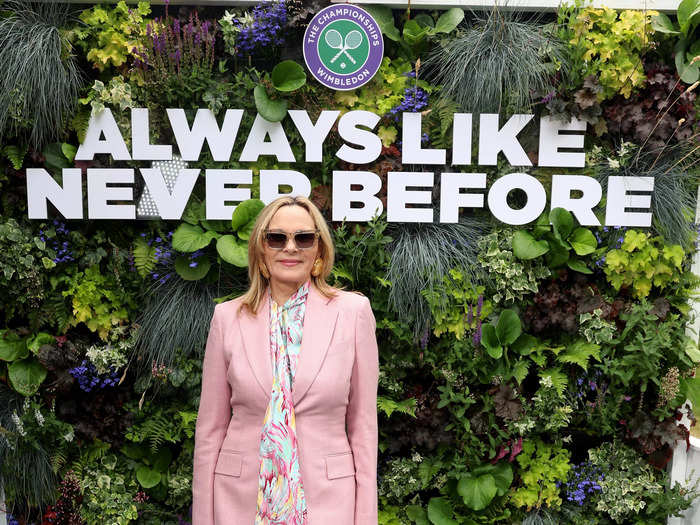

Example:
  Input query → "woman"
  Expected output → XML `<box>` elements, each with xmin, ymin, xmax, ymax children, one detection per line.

<box><xmin>192</xmin><ymin>195</ymin><xmax>379</xmax><ymax>525</ymax></box>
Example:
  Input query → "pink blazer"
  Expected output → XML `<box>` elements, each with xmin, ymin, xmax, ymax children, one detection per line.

<box><xmin>192</xmin><ymin>282</ymin><xmax>379</xmax><ymax>525</ymax></box>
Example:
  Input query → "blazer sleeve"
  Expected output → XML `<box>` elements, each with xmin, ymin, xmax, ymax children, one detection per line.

<box><xmin>192</xmin><ymin>304</ymin><xmax>232</xmax><ymax>525</ymax></box>
<box><xmin>346</xmin><ymin>296</ymin><xmax>379</xmax><ymax>525</ymax></box>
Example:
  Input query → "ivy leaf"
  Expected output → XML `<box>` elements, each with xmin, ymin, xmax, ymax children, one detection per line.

<box><xmin>569</xmin><ymin>228</ymin><xmax>597</xmax><ymax>255</ymax></box>
<box><xmin>558</xmin><ymin>341</ymin><xmax>601</xmax><ymax>371</ymax></box>
<box><xmin>512</xmin><ymin>230</ymin><xmax>549</xmax><ymax>259</ymax></box>
<box><xmin>496</xmin><ymin>309</ymin><xmax>521</xmax><ymax>346</ymax></box>
<box><xmin>457</xmin><ymin>473</ymin><xmax>497</xmax><ymax>511</ymax></box>
<box><xmin>427</xmin><ymin>497</ymin><xmax>457</xmax><ymax>525</ymax></box>
<box><xmin>254</xmin><ymin>85</ymin><xmax>287</xmax><ymax>122</ymax></box>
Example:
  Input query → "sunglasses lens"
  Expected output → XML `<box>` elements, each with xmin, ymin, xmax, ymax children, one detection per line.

<box><xmin>295</xmin><ymin>233</ymin><xmax>317</xmax><ymax>249</ymax></box>
<box><xmin>266</xmin><ymin>233</ymin><xmax>287</xmax><ymax>249</ymax></box>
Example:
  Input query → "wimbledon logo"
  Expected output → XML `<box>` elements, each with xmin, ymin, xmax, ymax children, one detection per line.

<box><xmin>303</xmin><ymin>4</ymin><xmax>384</xmax><ymax>91</ymax></box>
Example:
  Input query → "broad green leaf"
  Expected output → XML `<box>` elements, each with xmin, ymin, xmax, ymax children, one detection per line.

<box><xmin>216</xmin><ymin>235</ymin><xmax>249</xmax><ymax>267</ymax></box>
<box><xmin>0</xmin><ymin>331</ymin><xmax>28</xmax><ymax>361</ymax></box>
<box><xmin>486</xmin><ymin>344</ymin><xmax>503</xmax><ymax>360</ymax></box>
<box><xmin>254</xmin><ymin>85</ymin><xmax>288</xmax><ymax>122</ymax></box>
<box><xmin>403</xmin><ymin>19</ymin><xmax>430</xmax><ymax>47</ymax></box>
<box><xmin>406</xmin><ymin>505</ymin><xmax>429</xmax><ymax>525</ymax></box>
<box><xmin>481</xmin><ymin>324</ymin><xmax>500</xmax><ymax>352</ymax></box>
<box><xmin>569</xmin><ymin>228</ymin><xmax>597</xmax><ymax>255</ymax></box>
<box><xmin>512</xmin><ymin>230</ymin><xmax>549</xmax><ymax>259</ymax></box>
<box><xmin>174</xmin><ymin>254</ymin><xmax>211</xmax><ymax>280</ymax></box>
<box><xmin>550</xmin><ymin>207</ymin><xmax>574</xmax><ymax>240</ymax></box>
<box><xmin>43</xmin><ymin>142</ymin><xmax>70</xmax><ymax>171</ymax></box>
<box><xmin>651</xmin><ymin>12</ymin><xmax>680</xmax><ymax>34</ymax></box>
<box><xmin>231</xmin><ymin>198</ymin><xmax>265</xmax><ymax>231</ymax></box>
<box><xmin>172</xmin><ymin>223</ymin><xmax>217</xmax><ymax>252</ymax></box>
<box><xmin>678</xmin><ymin>0</ymin><xmax>700</xmax><ymax>35</ymax></box>
<box><xmin>492</xmin><ymin>463</ymin><xmax>514</xmax><ymax>496</ymax></box>
<box><xmin>362</xmin><ymin>6</ymin><xmax>401</xmax><ymax>41</ymax></box>
<box><xmin>496</xmin><ymin>309</ymin><xmax>521</xmax><ymax>346</ymax></box>
<box><xmin>271</xmin><ymin>60</ymin><xmax>307</xmax><ymax>92</ymax></box>
<box><xmin>61</xmin><ymin>143</ymin><xmax>77</xmax><ymax>163</ymax></box>
<box><xmin>136</xmin><ymin>465</ymin><xmax>162</xmax><ymax>488</ymax></box>
<box><xmin>427</xmin><ymin>497</ymin><xmax>457</xmax><ymax>525</ymax></box>
<box><xmin>511</xmin><ymin>334</ymin><xmax>538</xmax><ymax>355</ymax></box>
<box><xmin>685</xmin><ymin>340</ymin><xmax>700</xmax><ymax>363</ymax></box>
<box><xmin>8</xmin><ymin>358</ymin><xmax>47</xmax><ymax>396</ymax></box>
<box><xmin>434</xmin><ymin>8</ymin><xmax>464</xmax><ymax>34</ymax></box>
<box><xmin>567</xmin><ymin>258</ymin><xmax>592</xmax><ymax>274</ymax></box>
<box><xmin>457</xmin><ymin>473</ymin><xmax>497</xmax><ymax>511</ymax></box>
<box><xmin>546</xmin><ymin>236</ymin><xmax>570</xmax><ymax>268</ymax></box>
<box><xmin>151</xmin><ymin>447</ymin><xmax>173</xmax><ymax>471</ymax></box>
<box><xmin>682</xmin><ymin>376</ymin><xmax>700</xmax><ymax>413</ymax></box>
<box><xmin>414</xmin><ymin>13</ymin><xmax>435</xmax><ymax>28</ymax></box>
<box><xmin>26</xmin><ymin>333</ymin><xmax>54</xmax><ymax>353</ymax></box>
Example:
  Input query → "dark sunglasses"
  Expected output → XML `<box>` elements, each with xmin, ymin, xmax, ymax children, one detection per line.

<box><xmin>264</xmin><ymin>229</ymin><xmax>320</xmax><ymax>250</ymax></box>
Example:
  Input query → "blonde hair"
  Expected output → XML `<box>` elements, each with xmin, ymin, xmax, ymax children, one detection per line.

<box><xmin>237</xmin><ymin>195</ymin><xmax>344</xmax><ymax>315</ymax></box>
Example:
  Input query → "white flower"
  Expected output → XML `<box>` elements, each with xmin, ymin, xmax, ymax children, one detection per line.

<box><xmin>63</xmin><ymin>430</ymin><xmax>74</xmax><ymax>443</ymax></box>
<box><xmin>11</xmin><ymin>411</ymin><xmax>26</xmax><ymax>437</ymax></box>
<box><xmin>540</xmin><ymin>375</ymin><xmax>554</xmax><ymax>388</ymax></box>
<box><xmin>34</xmin><ymin>407</ymin><xmax>44</xmax><ymax>427</ymax></box>
<box><xmin>607</xmin><ymin>157</ymin><xmax>620</xmax><ymax>169</ymax></box>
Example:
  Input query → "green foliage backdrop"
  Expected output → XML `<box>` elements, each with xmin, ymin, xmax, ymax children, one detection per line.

<box><xmin>1</xmin><ymin>0</ymin><xmax>700</xmax><ymax>524</ymax></box>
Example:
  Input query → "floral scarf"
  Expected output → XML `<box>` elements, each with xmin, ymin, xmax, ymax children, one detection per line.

<box><xmin>254</xmin><ymin>279</ymin><xmax>310</xmax><ymax>525</ymax></box>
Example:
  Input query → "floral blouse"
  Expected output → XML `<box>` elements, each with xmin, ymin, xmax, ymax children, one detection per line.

<box><xmin>254</xmin><ymin>279</ymin><xmax>310</xmax><ymax>525</ymax></box>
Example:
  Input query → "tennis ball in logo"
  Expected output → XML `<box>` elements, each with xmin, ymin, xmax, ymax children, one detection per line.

<box><xmin>318</xmin><ymin>20</ymin><xmax>370</xmax><ymax>75</ymax></box>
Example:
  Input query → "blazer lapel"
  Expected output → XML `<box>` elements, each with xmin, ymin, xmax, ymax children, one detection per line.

<box><xmin>293</xmin><ymin>283</ymin><xmax>339</xmax><ymax>405</ymax></box>
<box><xmin>238</xmin><ymin>283</ymin><xmax>339</xmax><ymax>405</ymax></box>
<box><xmin>239</xmin><ymin>291</ymin><xmax>273</xmax><ymax>400</ymax></box>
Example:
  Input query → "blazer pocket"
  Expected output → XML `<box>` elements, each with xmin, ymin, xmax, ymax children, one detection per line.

<box><xmin>214</xmin><ymin>450</ymin><xmax>242</xmax><ymax>477</ymax></box>
<box><xmin>325</xmin><ymin>451</ymin><xmax>355</xmax><ymax>479</ymax></box>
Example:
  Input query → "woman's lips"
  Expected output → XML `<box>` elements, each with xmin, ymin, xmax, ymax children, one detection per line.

<box><xmin>279</xmin><ymin>260</ymin><xmax>301</xmax><ymax>267</ymax></box>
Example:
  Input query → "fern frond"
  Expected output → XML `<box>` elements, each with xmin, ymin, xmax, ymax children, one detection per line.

<box><xmin>133</xmin><ymin>237</ymin><xmax>157</xmax><ymax>279</ymax></box>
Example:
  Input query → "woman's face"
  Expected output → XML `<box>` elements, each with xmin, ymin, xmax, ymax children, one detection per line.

<box><xmin>262</xmin><ymin>204</ymin><xmax>320</xmax><ymax>289</ymax></box>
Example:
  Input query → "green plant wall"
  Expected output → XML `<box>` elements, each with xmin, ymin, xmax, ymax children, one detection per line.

<box><xmin>1</xmin><ymin>1</ymin><xmax>700</xmax><ymax>524</ymax></box>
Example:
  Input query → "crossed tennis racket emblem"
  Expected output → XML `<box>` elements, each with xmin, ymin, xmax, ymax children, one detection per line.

<box><xmin>325</xmin><ymin>29</ymin><xmax>363</xmax><ymax>66</ymax></box>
